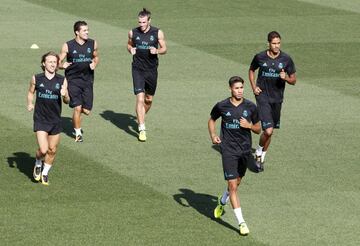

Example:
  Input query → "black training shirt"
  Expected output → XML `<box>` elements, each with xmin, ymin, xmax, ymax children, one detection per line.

<box><xmin>65</xmin><ymin>39</ymin><xmax>95</xmax><ymax>82</ymax></box>
<box><xmin>34</xmin><ymin>73</ymin><xmax>64</xmax><ymax>124</ymax></box>
<box><xmin>132</xmin><ymin>26</ymin><xmax>159</xmax><ymax>70</ymax></box>
<box><xmin>250</xmin><ymin>50</ymin><xmax>296</xmax><ymax>103</ymax></box>
<box><xmin>210</xmin><ymin>98</ymin><xmax>259</xmax><ymax>155</ymax></box>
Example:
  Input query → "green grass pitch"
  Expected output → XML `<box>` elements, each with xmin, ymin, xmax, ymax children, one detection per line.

<box><xmin>0</xmin><ymin>0</ymin><xmax>359</xmax><ymax>245</ymax></box>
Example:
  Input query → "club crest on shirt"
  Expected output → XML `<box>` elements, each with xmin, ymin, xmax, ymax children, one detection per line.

<box><xmin>150</xmin><ymin>35</ymin><xmax>154</xmax><ymax>41</ymax></box>
<box><xmin>55</xmin><ymin>83</ymin><xmax>60</xmax><ymax>90</ymax></box>
<box><xmin>242</xmin><ymin>110</ymin><xmax>248</xmax><ymax>117</ymax></box>
<box><xmin>87</xmin><ymin>48</ymin><xmax>91</xmax><ymax>53</ymax></box>
<box><xmin>278</xmin><ymin>62</ymin><xmax>284</xmax><ymax>69</ymax></box>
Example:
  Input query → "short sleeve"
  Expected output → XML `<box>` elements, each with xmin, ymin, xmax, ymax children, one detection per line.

<box><xmin>251</xmin><ymin>104</ymin><xmax>260</xmax><ymax>124</ymax></box>
<box><xmin>210</xmin><ymin>103</ymin><xmax>221</xmax><ymax>120</ymax></box>
<box><xmin>286</xmin><ymin>57</ymin><xmax>296</xmax><ymax>75</ymax></box>
<box><xmin>249</xmin><ymin>54</ymin><xmax>259</xmax><ymax>71</ymax></box>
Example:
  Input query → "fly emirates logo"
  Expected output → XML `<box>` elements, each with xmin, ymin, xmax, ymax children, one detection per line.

<box><xmin>225</xmin><ymin>119</ymin><xmax>240</xmax><ymax>129</ymax></box>
<box><xmin>261</xmin><ymin>68</ymin><xmax>279</xmax><ymax>78</ymax></box>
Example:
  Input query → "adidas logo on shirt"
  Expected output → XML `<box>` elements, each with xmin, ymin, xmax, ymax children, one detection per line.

<box><xmin>73</xmin><ymin>50</ymin><xmax>77</xmax><ymax>54</ymax></box>
<box><xmin>225</xmin><ymin>112</ymin><xmax>231</xmax><ymax>116</ymax></box>
<box><xmin>39</xmin><ymin>83</ymin><xmax>45</xmax><ymax>87</ymax></box>
<box><xmin>262</xmin><ymin>62</ymin><xmax>267</xmax><ymax>67</ymax></box>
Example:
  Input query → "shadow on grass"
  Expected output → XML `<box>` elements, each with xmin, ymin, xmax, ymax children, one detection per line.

<box><xmin>173</xmin><ymin>188</ymin><xmax>239</xmax><ymax>233</ymax></box>
<box><xmin>7</xmin><ymin>152</ymin><xmax>36</xmax><ymax>182</ymax></box>
<box><xmin>61</xmin><ymin>116</ymin><xmax>74</xmax><ymax>138</ymax></box>
<box><xmin>100</xmin><ymin>110</ymin><xmax>138</xmax><ymax>138</ymax></box>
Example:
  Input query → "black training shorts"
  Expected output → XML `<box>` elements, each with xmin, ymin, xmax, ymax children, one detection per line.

<box><xmin>256</xmin><ymin>98</ymin><xmax>282</xmax><ymax>130</ymax></box>
<box><xmin>34</xmin><ymin>121</ymin><xmax>62</xmax><ymax>135</ymax></box>
<box><xmin>132</xmin><ymin>67</ymin><xmax>158</xmax><ymax>96</ymax></box>
<box><xmin>68</xmin><ymin>80</ymin><xmax>93</xmax><ymax>110</ymax></box>
<box><xmin>221</xmin><ymin>152</ymin><xmax>253</xmax><ymax>180</ymax></box>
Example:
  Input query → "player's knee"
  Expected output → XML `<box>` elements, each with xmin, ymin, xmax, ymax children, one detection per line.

<box><xmin>136</xmin><ymin>95</ymin><xmax>146</xmax><ymax>106</ymax></box>
<box><xmin>228</xmin><ymin>181</ymin><xmax>238</xmax><ymax>193</ymax></box>
<box><xmin>264</xmin><ymin>128</ymin><xmax>273</xmax><ymax>137</ymax></box>
<box><xmin>74</xmin><ymin>106</ymin><xmax>82</xmax><ymax>114</ymax></box>
<box><xmin>47</xmin><ymin>147</ymin><xmax>57</xmax><ymax>156</ymax></box>
<box><xmin>144</xmin><ymin>97</ymin><xmax>153</xmax><ymax>105</ymax></box>
<box><xmin>136</xmin><ymin>94</ymin><xmax>145</xmax><ymax>102</ymax></box>
<box><xmin>82</xmin><ymin>108</ymin><xmax>91</xmax><ymax>115</ymax></box>
<box><xmin>39</xmin><ymin>147</ymin><xmax>48</xmax><ymax>156</ymax></box>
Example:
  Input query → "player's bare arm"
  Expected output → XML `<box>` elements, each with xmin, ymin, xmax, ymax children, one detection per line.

<box><xmin>27</xmin><ymin>75</ymin><xmax>36</xmax><ymax>111</ymax></box>
<box><xmin>240</xmin><ymin>117</ymin><xmax>261</xmax><ymax>134</ymax></box>
<box><xmin>61</xmin><ymin>78</ymin><xmax>70</xmax><ymax>104</ymax></box>
<box><xmin>150</xmin><ymin>30</ymin><xmax>167</xmax><ymax>55</ymax></box>
<box><xmin>59</xmin><ymin>43</ymin><xmax>72</xmax><ymax>69</ymax></box>
<box><xmin>127</xmin><ymin>30</ymin><xmax>136</xmax><ymax>55</ymax></box>
<box><xmin>280</xmin><ymin>70</ymin><xmax>296</xmax><ymax>85</ymax></box>
<box><xmin>90</xmin><ymin>40</ymin><xmax>99</xmax><ymax>70</ymax></box>
<box><xmin>208</xmin><ymin>118</ymin><xmax>221</xmax><ymax>144</ymax></box>
<box><xmin>249</xmin><ymin>69</ymin><xmax>262</xmax><ymax>95</ymax></box>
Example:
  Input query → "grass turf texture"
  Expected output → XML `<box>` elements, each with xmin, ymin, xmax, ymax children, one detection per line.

<box><xmin>0</xmin><ymin>0</ymin><xmax>359</xmax><ymax>245</ymax></box>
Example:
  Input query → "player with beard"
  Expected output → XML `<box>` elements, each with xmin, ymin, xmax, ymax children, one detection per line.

<box><xmin>127</xmin><ymin>8</ymin><xmax>167</xmax><ymax>142</ymax></box>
